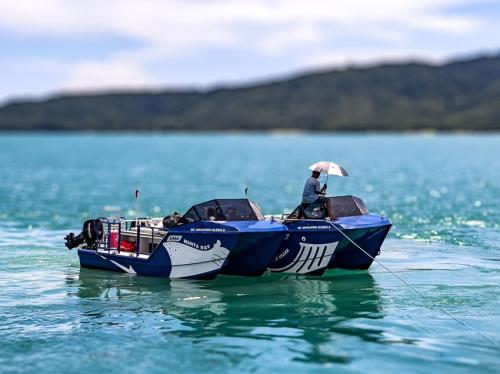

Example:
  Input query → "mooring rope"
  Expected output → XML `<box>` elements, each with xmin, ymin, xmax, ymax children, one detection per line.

<box><xmin>329</xmin><ymin>221</ymin><xmax>499</xmax><ymax>349</ymax></box>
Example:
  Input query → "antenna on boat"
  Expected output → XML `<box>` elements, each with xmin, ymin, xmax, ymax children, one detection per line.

<box><xmin>135</xmin><ymin>189</ymin><xmax>140</xmax><ymax>224</ymax></box>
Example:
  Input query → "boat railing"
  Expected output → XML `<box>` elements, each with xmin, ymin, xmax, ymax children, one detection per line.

<box><xmin>97</xmin><ymin>217</ymin><xmax>167</xmax><ymax>257</ymax></box>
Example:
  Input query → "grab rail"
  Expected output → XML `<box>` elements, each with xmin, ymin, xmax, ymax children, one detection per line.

<box><xmin>96</xmin><ymin>217</ymin><xmax>167</xmax><ymax>256</ymax></box>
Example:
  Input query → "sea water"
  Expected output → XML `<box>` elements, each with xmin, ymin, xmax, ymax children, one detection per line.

<box><xmin>0</xmin><ymin>133</ymin><xmax>499</xmax><ymax>373</ymax></box>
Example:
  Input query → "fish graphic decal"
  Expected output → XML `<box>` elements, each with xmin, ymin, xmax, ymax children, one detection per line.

<box><xmin>163</xmin><ymin>239</ymin><xmax>230</xmax><ymax>278</ymax></box>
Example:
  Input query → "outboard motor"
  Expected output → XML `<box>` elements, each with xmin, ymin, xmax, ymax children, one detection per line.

<box><xmin>65</xmin><ymin>219</ymin><xmax>104</xmax><ymax>249</ymax></box>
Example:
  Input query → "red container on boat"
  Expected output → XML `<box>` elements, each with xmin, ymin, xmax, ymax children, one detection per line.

<box><xmin>109</xmin><ymin>231</ymin><xmax>118</xmax><ymax>248</ymax></box>
<box><xmin>119</xmin><ymin>240</ymin><xmax>136</xmax><ymax>252</ymax></box>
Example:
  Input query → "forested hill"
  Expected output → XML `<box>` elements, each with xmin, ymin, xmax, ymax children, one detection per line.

<box><xmin>1</xmin><ymin>54</ymin><xmax>500</xmax><ymax>131</ymax></box>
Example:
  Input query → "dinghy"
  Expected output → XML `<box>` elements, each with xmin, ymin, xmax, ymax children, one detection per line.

<box><xmin>65</xmin><ymin>198</ymin><xmax>287</xmax><ymax>279</ymax></box>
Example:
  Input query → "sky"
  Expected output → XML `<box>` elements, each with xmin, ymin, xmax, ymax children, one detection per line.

<box><xmin>0</xmin><ymin>0</ymin><xmax>499</xmax><ymax>103</ymax></box>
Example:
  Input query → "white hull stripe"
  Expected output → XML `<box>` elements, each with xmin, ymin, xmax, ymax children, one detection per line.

<box><xmin>93</xmin><ymin>240</ymin><xmax>228</xmax><ymax>277</ymax></box>
<box><xmin>109</xmin><ymin>260</ymin><xmax>137</xmax><ymax>274</ymax></box>
<box><xmin>95</xmin><ymin>253</ymin><xmax>137</xmax><ymax>274</ymax></box>
<box><xmin>268</xmin><ymin>241</ymin><xmax>338</xmax><ymax>274</ymax></box>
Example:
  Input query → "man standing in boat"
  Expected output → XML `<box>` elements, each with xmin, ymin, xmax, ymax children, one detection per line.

<box><xmin>302</xmin><ymin>170</ymin><xmax>327</xmax><ymax>204</ymax></box>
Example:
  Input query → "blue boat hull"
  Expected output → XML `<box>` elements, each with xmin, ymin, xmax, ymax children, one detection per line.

<box><xmin>78</xmin><ymin>227</ymin><xmax>239</xmax><ymax>279</ymax></box>
<box><xmin>78</xmin><ymin>220</ymin><xmax>287</xmax><ymax>279</ymax></box>
<box><xmin>328</xmin><ymin>224</ymin><xmax>391</xmax><ymax>269</ymax></box>
<box><xmin>79</xmin><ymin>249</ymin><xmax>171</xmax><ymax>276</ymax></box>
<box><xmin>269</xmin><ymin>214</ymin><xmax>391</xmax><ymax>274</ymax></box>
<box><xmin>268</xmin><ymin>226</ymin><xmax>342</xmax><ymax>275</ymax></box>
<box><xmin>221</xmin><ymin>231</ymin><xmax>287</xmax><ymax>276</ymax></box>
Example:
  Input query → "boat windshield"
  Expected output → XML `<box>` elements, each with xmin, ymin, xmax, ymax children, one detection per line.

<box><xmin>286</xmin><ymin>195</ymin><xmax>369</xmax><ymax>220</ymax></box>
<box><xmin>182</xmin><ymin>199</ymin><xmax>265</xmax><ymax>222</ymax></box>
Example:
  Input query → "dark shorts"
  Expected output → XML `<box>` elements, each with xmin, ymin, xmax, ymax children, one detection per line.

<box><xmin>314</xmin><ymin>196</ymin><xmax>327</xmax><ymax>204</ymax></box>
<box><xmin>301</xmin><ymin>196</ymin><xmax>327</xmax><ymax>205</ymax></box>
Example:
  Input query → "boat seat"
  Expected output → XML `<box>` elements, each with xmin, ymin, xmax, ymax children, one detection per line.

<box><xmin>298</xmin><ymin>201</ymin><xmax>327</xmax><ymax>219</ymax></box>
<box><xmin>215</xmin><ymin>211</ymin><xmax>227</xmax><ymax>221</ymax></box>
<box><xmin>205</xmin><ymin>207</ymin><xmax>216</xmax><ymax>220</ymax></box>
<box><xmin>298</xmin><ymin>203</ymin><xmax>309</xmax><ymax>219</ymax></box>
<box><xmin>204</xmin><ymin>207</ymin><xmax>226</xmax><ymax>221</ymax></box>
<box><xmin>226</xmin><ymin>213</ymin><xmax>240</xmax><ymax>221</ymax></box>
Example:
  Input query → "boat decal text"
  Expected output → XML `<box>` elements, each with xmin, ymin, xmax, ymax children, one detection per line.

<box><xmin>190</xmin><ymin>228</ymin><xmax>226</xmax><ymax>232</ymax></box>
<box><xmin>275</xmin><ymin>248</ymin><xmax>290</xmax><ymax>261</ymax></box>
<box><xmin>167</xmin><ymin>235</ymin><xmax>182</xmax><ymax>242</ymax></box>
<box><xmin>297</xmin><ymin>225</ymin><xmax>331</xmax><ymax>230</ymax></box>
<box><xmin>180</xmin><ymin>239</ymin><xmax>218</xmax><ymax>250</ymax></box>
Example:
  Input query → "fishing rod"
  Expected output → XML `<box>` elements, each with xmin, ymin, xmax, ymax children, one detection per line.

<box><xmin>269</xmin><ymin>215</ymin><xmax>499</xmax><ymax>348</ymax></box>
<box><xmin>327</xmin><ymin>220</ymin><xmax>500</xmax><ymax>349</ymax></box>
<box><xmin>135</xmin><ymin>189</ymin><xmax>140</xmax><ymax>226</ymax></box>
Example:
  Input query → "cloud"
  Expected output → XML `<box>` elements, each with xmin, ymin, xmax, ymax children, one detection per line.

<box><xmin>258</xmin><ymin>24</ymin><xmax>324</xmax><ymax>55</ymax></box>
<box><xmin>0</xmin><ymin>0</ymin><xmax>496</xmax><ymax>100</ymax></box>
<box><xmin>0</xmin><ymin>1</ymin><xmax>482</xmax><ymax>49</ymax></box>
<box><xmin>63</xmin><ymin>60</ymin><xmax>152</xmax><ymax>92</ymax></box>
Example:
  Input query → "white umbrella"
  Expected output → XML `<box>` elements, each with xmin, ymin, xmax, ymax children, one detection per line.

<box><xmin>308</xmin><ymin>161</ymin><xmax>348</xmax><ymax>190</ymax></box>
<box><xmin>308</xmin><ymin>161</ymin><xmax>348</xmax><ymax>177</ymax></box>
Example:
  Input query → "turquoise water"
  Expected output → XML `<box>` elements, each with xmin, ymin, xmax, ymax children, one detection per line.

<box><xmin>0</xmin><ymin>133</ymin><xmax>499</xmax><ymax>373</ymax></box>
